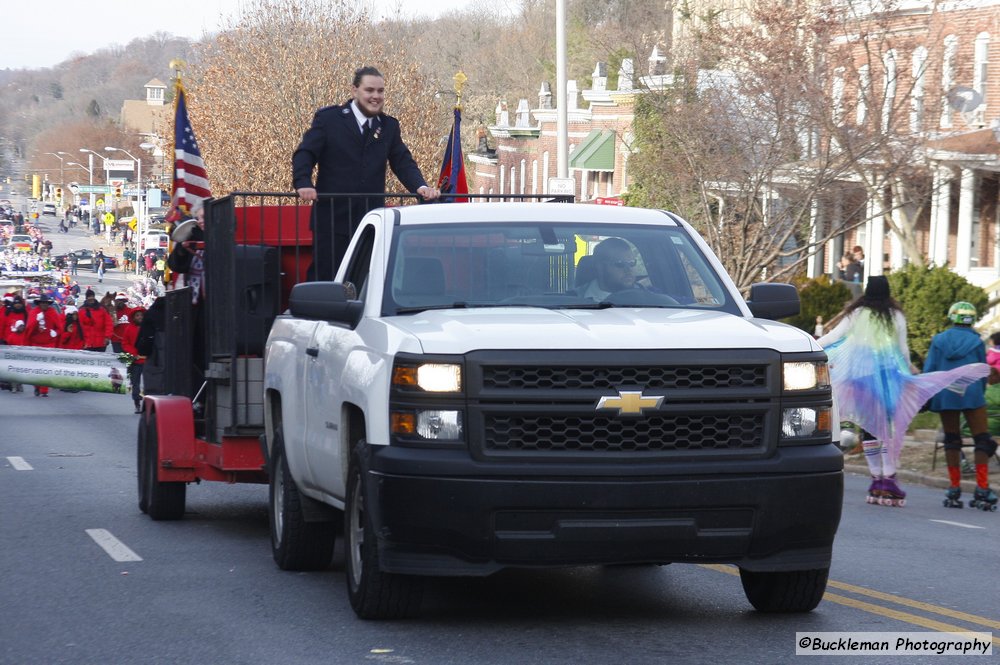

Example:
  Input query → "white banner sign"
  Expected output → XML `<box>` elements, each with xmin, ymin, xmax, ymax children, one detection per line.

<box><xmin>0</xmin><ymin>347</ymin><xmax>129</xmax><ymax>394</ymax></box>
<box><xmin>103</xmin><ymin>159</ymin><xmax>135</xmax><ymax>172</ymax></box>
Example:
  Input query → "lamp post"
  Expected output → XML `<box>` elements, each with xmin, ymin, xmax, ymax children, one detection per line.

<box><xmin>43</xmin><ymin>152</ymin><xmax>65</xmax><ymax>191</ymax></box>
<box><xmin>106</xmin><ymin>146</ymin><xmax>143</xmax><ymax>273</ymax></box>
<box><xmin>79</xmin><ymin>148</ymin><xmax>108</xmax><ymax>185</ymax></box>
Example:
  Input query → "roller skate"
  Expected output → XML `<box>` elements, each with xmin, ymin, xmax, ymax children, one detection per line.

<box><xmin>865</xmin><ymin>477</ymin><xmax>883</xmax><ymax>504</ymax></box>
<box><xmin>878</xmin><ymin>475</ymin><xmax>906</xmax><ymax>507</ymax></box>
<box><xmin>942</xmin><ymin>486</ymin><xmax>963</xmax><ymax>509</ymax></box>
<box><xmin>969</xmin><ymin>487</ymin><xmax>998</xmax><ymax>512</ymax></box>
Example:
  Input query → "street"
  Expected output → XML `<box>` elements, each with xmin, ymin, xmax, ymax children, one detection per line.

<box><xmin>1</xmin><ymin>387</ymin><xmax>997</xmax><ymax>664</ymax></box>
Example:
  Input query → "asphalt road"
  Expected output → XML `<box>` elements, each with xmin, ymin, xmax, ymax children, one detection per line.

<box><xmin>1</xmin><ymin>390</ymin><xmax>997</xmax><ymax>665</ymax></box>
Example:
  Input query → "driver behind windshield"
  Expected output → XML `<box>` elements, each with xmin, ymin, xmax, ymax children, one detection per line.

<box><xmin>579</xmin><ymin>237</ymin><xmax>638</xmax><ymax>300</ymax></box>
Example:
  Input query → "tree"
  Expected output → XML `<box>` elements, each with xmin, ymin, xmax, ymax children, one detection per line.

<box><xmin>188</xmin><ymin>0</ymin><xmax>447</xmax><ymax>195</ymax></box>
<box><xmin>626</xmin><ymin>0</ymin><xmax>956</xmax><ymax>290</ymax></box>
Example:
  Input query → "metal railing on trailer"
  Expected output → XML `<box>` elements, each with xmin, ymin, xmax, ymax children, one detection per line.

<box><xmin>151</xmin><ymin>192</ymin><xmax>572</xmax><ymax>446</ymax></box>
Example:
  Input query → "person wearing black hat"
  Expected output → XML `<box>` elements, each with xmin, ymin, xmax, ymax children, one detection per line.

<box><xmin>78</xmin><ymin>288</ymin><xmax>113</xmax><ymax>352</ymax></box>
<box><xmin>25</xmin><ymin>294</ymin><xmax>62</xmax><ymax>397</ymax></box>
<box><xmin>818</xmin><ymin>276</ymin><xmax>989</xmax><ymax>507</ymax></box>
<box><xmin>2</xmin><ymin>295</ymin><xmax>27</xmax><ymax>345</ymax></box>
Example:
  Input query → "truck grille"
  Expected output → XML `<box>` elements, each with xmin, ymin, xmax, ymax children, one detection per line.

<box><xmin>482</xmin><ymin>365</ymin><xmax>766</xmax><ymax>391</ymax></box>
<box><xmin>483</xmin><ymin>413</ymin><xmax>766</xmax><ymax>454</ymax></box>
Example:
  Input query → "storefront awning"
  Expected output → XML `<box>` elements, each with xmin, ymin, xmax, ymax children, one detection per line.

<box><xmin>569</xmin><ymin>129</ymin><xmax>615</xmax><ymax>172</ymax></box>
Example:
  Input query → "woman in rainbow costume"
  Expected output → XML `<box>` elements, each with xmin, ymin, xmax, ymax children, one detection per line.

<box><xmin>817</xmin><ymin>277</ymin><xmax>989</xmax><ymax>506</ymax></box>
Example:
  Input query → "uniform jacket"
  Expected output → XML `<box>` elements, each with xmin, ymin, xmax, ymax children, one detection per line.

<box><xmin>121</xmin><ymin>309</ymin><xmax>146</xmax><ymax>364</ymax></box>
<box><xmin>78</xmin><ymin>301</ymin><xmax>113</xmax><ymax>349</ymax></box>
<box><xmin>924</xmin><ymin>325</ymin><xmax>987</xmax><ymax>411</ymax></box>
<box><xmin>292</xmin><ymin>102</ymin><xmax>427</xmax><ymax>212</ymax></box>
<box><xmin>2</xmin><ymin>307</ymin><xmax>27</xmax><ymax>344</ymax></box>
<box><xmin>60</xmin><ymin>317</ymin><xmax>86</xmax><ymax>350</ymax></box>
<box><xmin>25</xmin><ymin>308</ymin><xmax>62</xmax><ymax>347</ymax></box>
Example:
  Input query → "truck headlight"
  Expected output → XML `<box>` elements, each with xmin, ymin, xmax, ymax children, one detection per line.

<box><xmin>393</xmin><ymin>363</ymin><xmax>462</xmax><ymax>392</ymax></box>
<box><xmin>783</xmin><ymin>361</ymin><xmax>830</xmax><ymax>391</ymax></box>
<box><xmin>391</xmin><ymin>410</ymin><xmax>463</xmax><ymax>440</ymax></box>
<box><xmin>781</xmin><ymin>407</ymin><xmax>831</xmax><ymax>440</ymax></box>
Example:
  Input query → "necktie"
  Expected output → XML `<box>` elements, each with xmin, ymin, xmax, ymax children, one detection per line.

<box><xmin>362</xmin><ymin>120</ymin><xmax>372</xmax><ymax>141</ymax></box>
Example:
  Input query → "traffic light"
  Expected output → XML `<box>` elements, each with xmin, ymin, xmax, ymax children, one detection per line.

<box><xmin>55</xmin><ymin>187</ymin><xmax>62</xmax><ymax>201</ymax></box>
<box><xmin>115</xmin><ymin>186</ymin><xmax>122</xmax><ymax>199</ymax></box>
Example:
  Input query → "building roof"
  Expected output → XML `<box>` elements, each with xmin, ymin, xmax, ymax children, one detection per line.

<box><xmin>926</xmin><ymin>128</ymin><xmax>1000</xmax><ymax>156</ymax></box>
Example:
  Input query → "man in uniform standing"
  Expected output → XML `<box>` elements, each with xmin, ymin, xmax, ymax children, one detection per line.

<box><xmin>292</xmin><ymin>66</ymin><xmax>440</xmax><ymax>280</ymax></box>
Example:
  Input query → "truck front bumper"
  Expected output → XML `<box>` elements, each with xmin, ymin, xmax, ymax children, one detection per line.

<box><xmin>365</xmin><ymin>445</ymin><xmax>843</xmax><ymax>576</ymax></box>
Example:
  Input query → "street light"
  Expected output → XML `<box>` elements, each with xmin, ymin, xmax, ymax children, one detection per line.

<box><xmin>106</xmin><ymin>146</ymin><xmax>144</xmax><ymax>275</ymax></box>
<box><xmin>44</xmin><ymin>152</ymin><xmax>65</xmax><ymax>189</ymax></box>
<box><xmin>66</xmin><ymin>161</ymin><xmax>92</xmax><ymax>179</ymax></box>
<box><xmin>79</xmin><ymin>148</ymin><xmax>108</xmax><ymax>185</ymax></box>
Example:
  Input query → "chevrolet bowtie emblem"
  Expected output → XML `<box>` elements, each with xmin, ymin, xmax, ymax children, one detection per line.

<box><xmin>596</xmin><ymin>390</ymin><xmax>664</xmax><ymax>416</ymax></box>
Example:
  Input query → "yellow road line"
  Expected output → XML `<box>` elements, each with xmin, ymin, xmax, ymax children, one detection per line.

<box><xmin>822</xmin><ymin>594</ymin><xmax>1000</xmax><ymax>648</ymax></box>
<box><xmin>699</xmin><ymin>564</ymin><xmax>999</xmax><ymax>646</ymax></box>
<box><xmin>826</xmin><ymin>579</ymin><xmax>1000</xmax><ymax>631</ymax></box>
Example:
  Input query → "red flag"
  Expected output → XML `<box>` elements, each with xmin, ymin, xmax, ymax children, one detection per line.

<box><xmin>437</xmin><ymin>107</ymin><xmax>468</xmax><ymax>202</ymax></box>
<box><xmin>166</xmin><ymin>82</ymin><xmax>210</xmax><ymax>222</ymax></box>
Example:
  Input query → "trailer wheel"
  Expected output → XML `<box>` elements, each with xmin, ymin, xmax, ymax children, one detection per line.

<box><xmin>137</xmin><ymin>415</ymin><xmax>149</xmax><ymax>513</ymax></box>
<box><xmin>739</xmin><ymin>567</ymin><xmax>829</xmax><ymax>613</ymax></box>
<box><xmin>269</xmin><ymin>434</ymin><xmax>335</xmax><ymax>571</ymax></box>
<box><xmin>143</xmin><ymin>412</ymin><xmax>187</xmax><ymax>521</ymax></box>
<box><xmin>345</xmin><ymin>442</ymin><xmax>423</xmax><ymax>619</ymax></box>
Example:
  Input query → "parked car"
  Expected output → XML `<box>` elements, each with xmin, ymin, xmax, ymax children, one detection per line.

<box><xmin>53</xmin><ymin>249</ymin><xmax>117</xmax><ymax>270</ymax></box>
<box><xmin>42</xmin><ymin>203</ymin><xmax>57</xmax><ymax>216</ymax></box>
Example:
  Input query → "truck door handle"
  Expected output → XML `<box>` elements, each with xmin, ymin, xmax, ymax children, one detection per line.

<box><xmin>306</xmin><ymin>346</ymin><xmax>319</xmax><ymax>357</ymax></box>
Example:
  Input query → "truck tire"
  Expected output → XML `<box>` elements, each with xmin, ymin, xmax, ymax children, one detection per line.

<box><xmin>137</xmin><ymin>416</ymin><xmax>148</xmax><ymax>513</ymax></box>
<box><xmin>269</xmin><ymin>435</ymin><xmax>335</xmax><ymax>571</ymax></box>
<box><xmin>739</xmin><ymin>567</ymin><xmax>829</xmax><ymax>613</ymax></box>
<box><xmin>143</xmin><ymin>412</ymin><xmax>187</xmax><ymax>521</ymax></box>
<box><xmin>345</xmin><ymin>442</ymin><xmax>423</xmax><ymax>619</ymax></box>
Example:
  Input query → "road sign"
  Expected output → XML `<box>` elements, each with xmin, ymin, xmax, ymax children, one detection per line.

<box><xmin>77</xmin><ymin>185</ymin><xmax>111</xmax><ymax>194</ymax></box>
<box><xmin>123</xmin><ymin>187</ymin><xmax>141</xmax><ymax>197</ymax></box>
<box><xmin>547</xmin><ymin>177</ymin><xmax>576</xmax><ymax>197</ymax></box>
<box><xmin>109</xmin><ymin>178</ymin><xmax>125</xmax><ymax>188</ymax></box>
<box><xmin>594</xmin><ymin>196</ymin><xmax>624</xmax><ymax>206</ymax></box>
<box><xmin>96</xmin><ymin>198</ymin><xmax>105</xmax><ymax>206</ymax></box>
<box><xmin>104</xmin><ymin>159</ymin><xmax>134</xmax><ymax>172</ymax></box>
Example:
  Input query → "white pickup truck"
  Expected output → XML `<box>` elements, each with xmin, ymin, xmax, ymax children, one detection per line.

<box><xmin>263</xmin><ymin>202</ymin><xmax>842</xmax><ymax>619</ymax></box>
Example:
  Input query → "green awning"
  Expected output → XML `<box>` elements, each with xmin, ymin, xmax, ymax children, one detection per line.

<box><xmin>569</xmin><ymin>129</ymin><xmax>615</xmax><ymax>172</ymax></box>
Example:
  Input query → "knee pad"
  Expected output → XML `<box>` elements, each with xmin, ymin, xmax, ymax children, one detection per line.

<box><xmin>973</xmin><ymin>433</ymin><xmax>998</xmax><ymax>456</ymax></box>
<box><xmin>942</xmin><ymin>433</ymin><xmax>964</xmax><ymax>451</ymax></box>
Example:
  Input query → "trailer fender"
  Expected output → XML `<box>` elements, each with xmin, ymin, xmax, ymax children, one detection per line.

<box><xmin>145</xmin><ymin>395</ymin><xmax>197</xmax><ymax>482</ymax></box>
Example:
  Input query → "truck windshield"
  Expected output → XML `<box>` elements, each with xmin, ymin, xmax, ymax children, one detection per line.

<box><xmin>383</xmin><ymin>222</ymin><xmax>739</xmax><ymax>316</ymax></box>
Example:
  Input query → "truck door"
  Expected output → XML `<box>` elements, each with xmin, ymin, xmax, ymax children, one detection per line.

<box><xmin>301</xmin><ymin>225</ymin><xmax>377</xmax><ymax>500</ymax></box>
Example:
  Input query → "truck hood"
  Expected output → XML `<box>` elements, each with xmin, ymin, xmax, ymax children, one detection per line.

<box><xmin>386</xmin><ymin>307</ymin><xmax>817</xmax><ymax>354</ymax></box>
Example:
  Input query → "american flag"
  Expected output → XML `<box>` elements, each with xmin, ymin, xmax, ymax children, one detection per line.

<box><xmin>168</xmin><ymin>84</ymin><xmax>210</xmax><ymax>221</ymax></box>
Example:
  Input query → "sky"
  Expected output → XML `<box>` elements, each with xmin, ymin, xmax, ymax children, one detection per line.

<box><xmin>3</xmin><ymin>0</ymin><xmax>489</xmax><ymax>70</ymax></box>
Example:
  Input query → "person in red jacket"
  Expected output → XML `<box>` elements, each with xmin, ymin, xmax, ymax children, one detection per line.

<box><xmin>2</xmin><ymin>295</ymin><xmax>28</xmax><ymax>345</ymax></box>
<box><xmin>110</xmin><ymin>293</ymin><xmax>133</xmax><ymax>353</ymax></box>
<box><xmin>25</xmin><ymin>294</ymin><xmax>61</xmax><ymax>396</ymax></box>
<box><xmin>77</xmin><ymin>288</ymin><xmax>113</xmax><ymax>352</ymax></box>
<box><xmin>121</xmin><ymin>308</ymin><xmax>146</xmax><ymax>413</ymax></box>
<box><xmin>60</xmin><ymin>306</ymin><xmax>86</xmax><ymax>350</ymax></box>
<box><xmin>5</xmin><ymin>317</ymin><xmax>26</xmax><ymax>393</ymax></box>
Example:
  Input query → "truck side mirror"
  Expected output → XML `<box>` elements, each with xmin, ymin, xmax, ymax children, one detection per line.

<box><xmin>746</xmin><ymin>282</ymin><xmax>800</xmax><ymax>320</ymax></box>
<box><xmin>289</xmin><ymin>282</ymin><xmax>364</xmax><ymax>327</ymax></box>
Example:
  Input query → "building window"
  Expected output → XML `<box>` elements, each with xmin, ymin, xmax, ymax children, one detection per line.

<box><xmin>856</xmin><ymin>65</ymin><xmax>870</xmax><ymax>127</ymax></box>
<box><xmin>832</xmin><ymin>67</ymin><xmax>846</xmax><ymax>126</ymax></box>
<box><xmin>910</xmin><ymin>46</ymin><xmax>927</xmax><ymax>132</ymax></box>
<box><xmin>973</xmin><ymin>32</ymin><xmax>990</xmax><ymax>125</ymax></box>
<box><xmin>881</xmin><ymin>50</ymin><xmax>897</xmax><ymax>133</ymax></box>
<box><xmin>941</xmin><ymin>35</ymin><xmax>958</xmax><ymax>128</ymax></box>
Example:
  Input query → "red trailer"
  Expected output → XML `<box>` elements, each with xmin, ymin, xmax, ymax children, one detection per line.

<box><xmin>138</xmin><ymin>194</ymin><xmax>314</xmax><ymax>519</ymax></box>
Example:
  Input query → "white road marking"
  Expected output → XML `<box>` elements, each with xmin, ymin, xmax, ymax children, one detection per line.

<box><xmin>929</xmin><ymin>519</ymin><xmax>985</xmax><ymax>530</ymax></box>
<box><xmin>85</xmin><ymin>529</ymin><xmax>143</xmax><ymax>562</ymax></box>
<box><xmin>7</xmin><ymin>456</ymin><xmax>33</xmax><ymax>471</ymax></box>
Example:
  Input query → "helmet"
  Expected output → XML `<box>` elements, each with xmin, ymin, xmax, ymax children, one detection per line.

<box><xmin>948</xmin><ymin>301</ymin><xmax>977</xmax><ymax>325</ymax></box>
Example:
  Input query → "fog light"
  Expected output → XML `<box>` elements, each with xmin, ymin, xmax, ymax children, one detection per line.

<box><xmin>416</xmin><ymin>410</ymin><xmax>462</xmax><ymax>439</ymax></box>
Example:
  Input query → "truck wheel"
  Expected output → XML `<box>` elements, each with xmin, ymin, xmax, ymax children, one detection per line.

<box><xmin>345</xmin><ymin>443</ymin><xmax>423</xmax><ymax>619</ymax></box>
<box><xmin>269</xmin><ymin>436</ymin><xmax>335</xmax><ymax>571</ymax></box>
<box><xmin>739</xmin><ymin>567</ymin><xmax>829</xmax><ymax>613</ymax></box>
<box><xmin>144</xmin><ymin>412</ymin><xmax>187</xmax><ymax>521</ymax></box>
<box><xmin>137</xmin><ymin>416</ymin><xmax>149</xmax><ymax>513</ymax></box>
